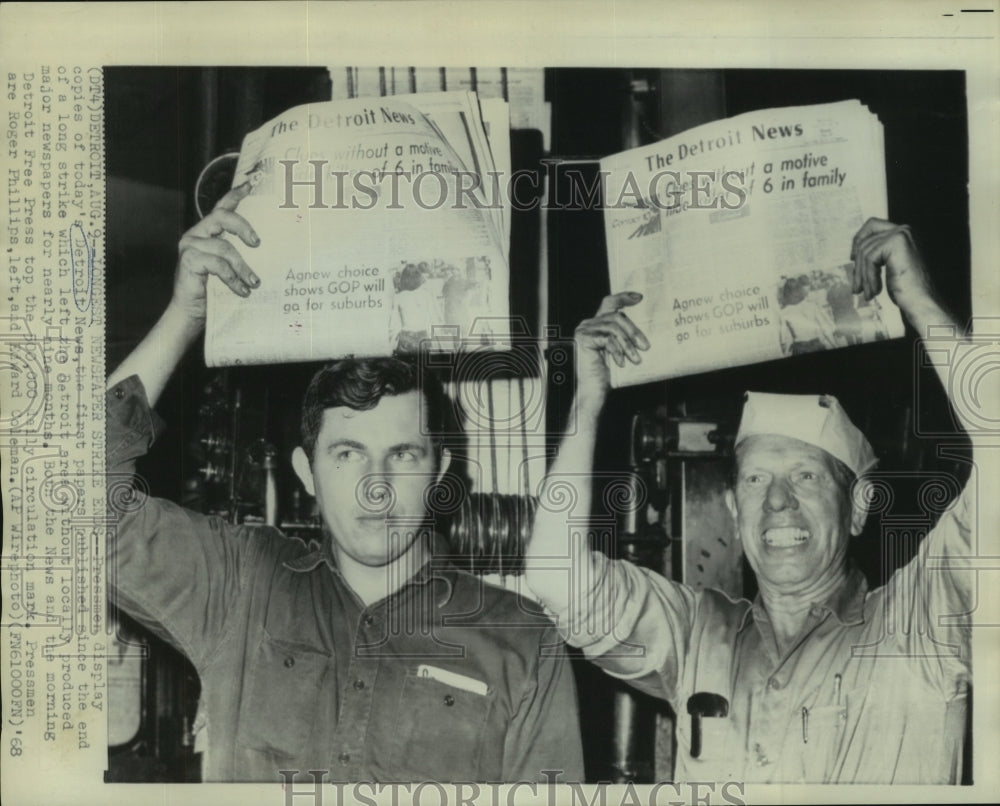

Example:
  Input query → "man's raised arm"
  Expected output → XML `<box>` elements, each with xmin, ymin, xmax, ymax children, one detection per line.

<box><xmin>105</xmin><ymin>183</ymin><xmax>266</xmax><ymax>665</ymax></box>
<box><xmin>850</xmin><ymin>218</ymin><xmax>984</xmax><ymax>436</ymax></box>
<box><xmin>523</xmin><ymin>292</ymin><xmax>649</xmax><ymax>629</ymax></box>
<box><xmin>106</xmin><ymin>182</ymin><xmax>260</xmax><ymax>404</ymax></box>
<box><xmin>851</xmin><ymin>219</ymin><xmax>989</xmax><ymax>668</ymax></box>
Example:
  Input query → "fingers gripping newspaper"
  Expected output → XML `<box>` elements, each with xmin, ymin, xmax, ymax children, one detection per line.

<box><xmin>603</xmin><ymin>100</ymin><xmax>904</xmax><ymax>387</ymax></box>
<box><xmin>205</xmin><ymin>91</ymin><xmax>511</xmax><ymax>366</ymax></box>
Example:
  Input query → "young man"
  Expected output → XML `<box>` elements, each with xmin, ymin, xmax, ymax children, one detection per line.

<box><xmin>106</xmin><ymin>184</ymin><xmax>583</xmax><ymax>783</ymax></box>
<box><xmin>525</xmin><ymin>219</ymin><xmax>980</xmax><ymax>784</ymax></box>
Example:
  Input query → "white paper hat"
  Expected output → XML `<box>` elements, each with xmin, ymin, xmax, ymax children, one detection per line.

<box><xmin>735</xmin><ymin>392</ymin><xmax>877</xmax><ymax>477</ymax></box>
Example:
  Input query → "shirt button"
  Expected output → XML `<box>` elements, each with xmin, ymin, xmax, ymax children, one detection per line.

<box><xmin>753</xmin><ymin>743</ymin><xmax>770</xmax><ymax>766</ymax></box>
<box><xmin>362</xmin><ymin>614</ymin><xmax>375</xmax><ymax>627</ymax></box>
<box><xmin>768</xmin><ymin>677</ymin><xmax>782</xmax><ymax>690</ymax></box>
<box><xmin>338</xmin><ymin>752</ymin><xmax>350</xmax><ymax>764</ymax></box>
<box><xmin>353</xmin><ymin>679</ymin><xmax>366</xmax><ymax>690</ymax></box>
<box><xmin>114</xmin><ymin>387</ymin><xmax>125</xmax><ymax>400</ymax></box>
<box><xmin>283</xmin><ymin>656</ymin><xmax>295</xmax><ymax>669</ymax></box>
<box><xmin>443</xmin><ymin>694</ymin><xmax>455</xmax><ymax>707</ymax></box>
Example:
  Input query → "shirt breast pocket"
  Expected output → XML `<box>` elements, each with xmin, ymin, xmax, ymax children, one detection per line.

<box><xmin>389</xmin><ymin>668</ymin><xmax>492</xmax><ymax>781</ymax></box>
<box><xmin>676</xmin><ymin>715</ymin><xmax>742</xmax><ymax>781</ymax></box>
<box><xmin>799</xmin><ymin>703</ymin><xmax>848</xmax><ymax>783</ymax></box>
<box><xmin>236</xmin><ymin>635</ymin><xmax>333</xmax><ymax>760</ymax></box>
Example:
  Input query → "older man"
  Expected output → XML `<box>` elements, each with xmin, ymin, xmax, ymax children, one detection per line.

<box><xmin>525</xmin><ymin>219</ymin><xmax>977</xmax><ymax>784</ymax></box>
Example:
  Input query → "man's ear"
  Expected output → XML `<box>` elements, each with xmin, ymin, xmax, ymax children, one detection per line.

<box><xmin>291</xmin><ymin>447</ymin><xmax>315</xmax><ymax>497</ymax></box>
<box><xmin>435</xmin><ymin>447</ymin><xmax>452</xmax><ymax>483</ymax></box>
<box><xmin>724</xmin><ymin>489</ymin><xmax>740</xmax><ymax>542</ymax></box>
<box><xmin>849</xmin><ymin>477</ymin><xmax>870</xmax><ymax>537</ymax></box>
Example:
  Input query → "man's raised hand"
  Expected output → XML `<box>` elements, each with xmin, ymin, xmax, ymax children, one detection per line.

<box><xmin>172</xmin><ymin>182</ymin><xmax>261</xmax><ymax>323</ymax></box>
<box><xmin>574</xmin><ymin>291</ymin><xmax>649</xmax><ymax>411</ymax></box>
<box><xmin>850</xmin><ymin>218</ymin><xmax>936</xmax><ymax>317</ymax></box>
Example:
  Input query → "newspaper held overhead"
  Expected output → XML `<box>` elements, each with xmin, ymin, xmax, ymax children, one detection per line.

<box><xmin>205</xmin><ymin>92</ymin><xmax>511</xmax><ymax>367</ymax></box>
<box><xmin>603</xmin><ymin>100</ymin><xmax>903</xmax><ymax>387</ymax></box>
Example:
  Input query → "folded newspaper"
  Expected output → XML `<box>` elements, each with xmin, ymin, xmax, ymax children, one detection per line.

<box><xmin>602</xmin><ymin>99</ymin><xmax>904</xmax><ymax>387</ymax></box>
<box><xmin>205</xmin><ymin>92</ymin><xmax>511</xmax><ymax>366</ymax></box>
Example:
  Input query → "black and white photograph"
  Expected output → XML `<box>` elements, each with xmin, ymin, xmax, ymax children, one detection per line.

<box><xmin>2</xmin><ymin>3</ymin><xmax>998</xmax><ymax>806</ymax></box>
<box><xmin>776</xmin><ymin>266</ymin><xmax>892</xmax><ymax>357</ymax></box>
<box><xmin>100</xmin><ymin>62</ymin><xmax>974</xmax><ymax>785</ymax></box>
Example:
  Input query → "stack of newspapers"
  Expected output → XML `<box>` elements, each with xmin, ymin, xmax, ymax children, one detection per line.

<box><xmin>601</xmin><ymin>100</ymin><xmax>903</xmax><ymax>387</ymax></box>
<box><xmin>206</xmin><ymin>92</ymin><xmax>511</xmax><ymax>366</ymax></box>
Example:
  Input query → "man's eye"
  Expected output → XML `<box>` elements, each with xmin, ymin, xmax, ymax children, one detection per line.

<box><xmin>744</xmin><ymin>473</ymin><xmax>767</xmax><ymax>485</ymax></box>
<box><xmin>336</xmin><ymin>449</ymin><xmax>364</xmax><ymax>462</ymax></box>
<box><xmin>391</xmin><ymin>450</ymin><xmax>418</xmax><ymax>463</ymax></box>
<box><xmin>797</xmin><ymin>471</ymin><xmax>819</xmax><ymax>482</ymax></box>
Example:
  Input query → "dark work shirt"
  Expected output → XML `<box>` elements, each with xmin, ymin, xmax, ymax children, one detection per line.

<box><xmin>106</xmin><ymin>375</ymin><xmax>584</xmax><ymax>782</ymax></box>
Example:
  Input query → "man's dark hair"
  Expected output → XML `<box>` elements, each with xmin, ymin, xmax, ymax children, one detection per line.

<box><xmin>397</xmin><ymin>264</ymin><xmax>424</xmax><ymax>291</ymax></box>
<box><xmin>300</xmin><ymin>356</ymin><xmax>451</xmax><ymax>463</ymax></box>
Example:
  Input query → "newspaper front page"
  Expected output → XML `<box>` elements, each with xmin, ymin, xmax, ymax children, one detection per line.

<box><xmin>604</xmin><ymin>100</ymin><xmax>903</xmax><ymax>386</ymax></box>
<box><xmin>206</xmin><ymin>92</ymin><xmax>511</xmax><ymax>365</ymax></box>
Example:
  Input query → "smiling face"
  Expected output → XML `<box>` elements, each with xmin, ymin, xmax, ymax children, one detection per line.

<box><xmin>726</xmin><ymin>434</ymin><xmax>866</xmax><ymax>595</ymax></box>
<box><xmin>291</xmin><ymin>391</ymin><xmax>450</xmax><ymax>571</ymax></box>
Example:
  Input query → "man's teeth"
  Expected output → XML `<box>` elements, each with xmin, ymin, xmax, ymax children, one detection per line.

<box><xmin>763</xmin><ymin>527</ymin><xmax>810</xmax><ymax>547</ymax></box>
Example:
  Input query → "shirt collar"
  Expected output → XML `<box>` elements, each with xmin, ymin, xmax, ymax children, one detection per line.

<box><xmin>817</xmin><ymin>565</ymin><xmax>868</xmax><ymax>625</ymax></box>
<box><xmin>281</xmin><ymin>538</ymin><xmax>332</xmax><ymax>573</ymax></box>
<box><xmin>281</xmin><ymin>533</ymin><xmax>457</xmax><ymax>609</ymax></box>
<box><xmin>743</xmin><ymin>565</ymin><xmax>868</xmax><ymax>629</ymax></box>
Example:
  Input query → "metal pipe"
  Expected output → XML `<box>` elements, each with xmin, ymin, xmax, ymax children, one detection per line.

<box><xmin>611</xmin><ymin>689</ymin><xmax>639</xmax><ymax>782</ymax></box>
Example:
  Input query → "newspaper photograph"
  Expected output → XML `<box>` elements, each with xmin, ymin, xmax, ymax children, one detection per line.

<box><xmin>2</xmin><ymin>3</ymin><xmax>999</xmax><ymax>806</ymax></box>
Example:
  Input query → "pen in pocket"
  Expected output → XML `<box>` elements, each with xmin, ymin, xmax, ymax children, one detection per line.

<box><xmin>801</xmin><ymin>706</ymin><xmax>809</xmax><ymax>744</ymax></box>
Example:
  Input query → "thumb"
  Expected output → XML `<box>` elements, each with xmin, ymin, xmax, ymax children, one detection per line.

<box><xmin>596</xmin><ymin>291</ymin><xmax>643</xmax><ymax>316</ymax></box>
